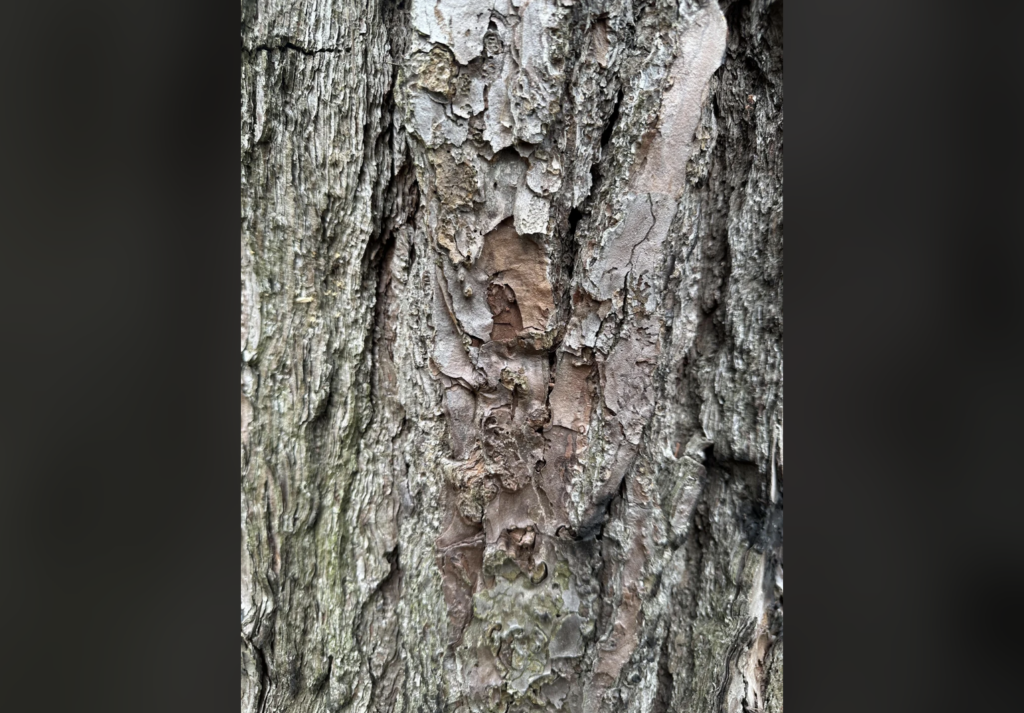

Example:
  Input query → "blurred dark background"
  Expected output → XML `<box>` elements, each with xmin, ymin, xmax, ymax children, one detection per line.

<box><xmin>0</xmin><ymin>0</ymin><xmax>1019</xmax><ymax>710</ymax></box>
<box><xmin>0</xmin><ymin>2</ymin><xmax>236</xmax><ymax>710</ymax></box>
<box><xmin>787</xmin><ymin>0</ymin><xmax>1024</xmax><ymax>710</ymax></box>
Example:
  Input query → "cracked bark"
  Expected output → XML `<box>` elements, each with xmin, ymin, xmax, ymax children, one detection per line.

<box><xmin>241</xmin><ymin>0</ymin><xmax>782</xmax><ymax>711</ymax></box>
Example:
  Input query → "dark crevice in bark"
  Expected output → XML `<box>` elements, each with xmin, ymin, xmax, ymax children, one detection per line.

<box><xmin>366</xmin><ymin>146</ymin><xmax>418</xmax><ymax>433</ymax></box>
<box><xmin>287</xmin><ymin>656</ymin><xmax>303</xmax><ymax>698</ymax></box>
<box><xmin>360</xmin><ymin>96</ymin><xmax>408</xmax><ymax>437</ymax></box>
<box><xmin>651</xmin><ymin>619</ymin><xmax>676</xmax><ymax>713</ymax></box>
<box><xmin>249</xmin><ymin>606</ymin><xmax>278</xmax><ymax>713</ymax></box>
<box><xmin>369</xmin><ymin>229</ymin><xmax>399</xmax><ymax>407</ymax></box>
<box><xmin>566</xmin><ymin>206</ymin><xmax>584</xmax><ymax>244</ymax></box>
<box><xmin>332</xmin><ymin>471</ymin><xmax>358</xmax><ymax>595</ymax></box>
<box><xmin>355</xmin><ymin>547</ymin><xmax>402</xmax><ymax>700</ymax></box>
<box><xmin>562</xmin><ymin>205</ymin><xmax>583</xmax><ymax>283</ymax></box>
<box><xmin>600</xmin><ymin>88</ymin><xmax>624</xmax><ymax>153</ymax></box>
<box><xmin>248</xmin><ymin>636</ymin><xmax>271</xmax><ymax>713</ymax></box>
<box><xmin>761</xmin><ymin>473</ymin><xmax>784</xmax><ymax>653</ymax></box>
<box><xmin>319</xmin><ymin>195</ymin><xmax>341</xmax><ymax>276</ymax></box>
<box><xmin>264</xmin><ymin>487</ymin><xmax>281</xmax><ymax>596</ymax></box>
<box><xmin>676</xmin><ymin>452</ymin><xmax>737</xmax><ymax>705</ymax></box>
<box><xmin>580</xmin><ymin>82</ymin><xmax>624</xmax><ymax>208</ymax></box>
<box><xmin>246</xmin><ymin>41</ymin><xmax>352</xmax><ymax>55</ymax></box>
<box><xmin>715</xmin><ymin>617</ymin><xmax>757</xmax><ymax>713</ymax></box>
<box><xmin>311</xmin><ymin>655</ymin><xmax>333</xmax><ymax>697</ymax></box>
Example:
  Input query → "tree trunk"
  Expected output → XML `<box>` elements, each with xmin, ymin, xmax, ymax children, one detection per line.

<box><xmin>241</xmin><ymin>0</ymin><xmax>782</xmax><ymax>711</ymax></box>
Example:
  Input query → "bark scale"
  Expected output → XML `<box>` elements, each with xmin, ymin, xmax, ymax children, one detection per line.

<box><xmin>241</xmin><ymin>1</ymin><xmax>782</xmax><ymax>711</ymax></box>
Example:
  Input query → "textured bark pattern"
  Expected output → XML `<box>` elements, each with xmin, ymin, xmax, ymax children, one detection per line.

<box><xmin>241</xmin><ymin>0</ymin><xmax>782</xmax><ymax>711</ymax></box>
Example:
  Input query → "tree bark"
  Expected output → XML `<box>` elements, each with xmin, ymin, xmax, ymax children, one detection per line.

<box><xmin>241</xmin><ymin>0</ymin><xmax>782</xmax><ymax>711</ymax></box>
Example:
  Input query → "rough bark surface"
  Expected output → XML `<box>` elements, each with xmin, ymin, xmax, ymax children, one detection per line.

<box><xmin>241</xmin><ymin>0</ymin><xmax>782</xmax><ymax>711</ymax></box>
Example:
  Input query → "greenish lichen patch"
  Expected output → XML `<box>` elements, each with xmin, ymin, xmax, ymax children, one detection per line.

<box><xmin>411</xmin><ymin>46</ymin><xmax>457</xmax><ymax>98</ymax></box>
<box><xmin>462</xmin><ymin>550</ymin><xmax>593</xmax><ymax>707</ymax></box>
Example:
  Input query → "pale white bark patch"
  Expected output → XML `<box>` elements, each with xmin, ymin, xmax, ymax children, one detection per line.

<box><xmin>410</xmin><ymin>0</ymin><xmax>493</xmax><ymax>64</ymax></box>
<box><xmin>631</xmin><ymin>3</ymin><xmax>728</xmax><ymax>196</ymax></box>
<box><xmin>513</xmin><ymin>184</ymin><xmax>551</xmax><ymax>235</ymax></box>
